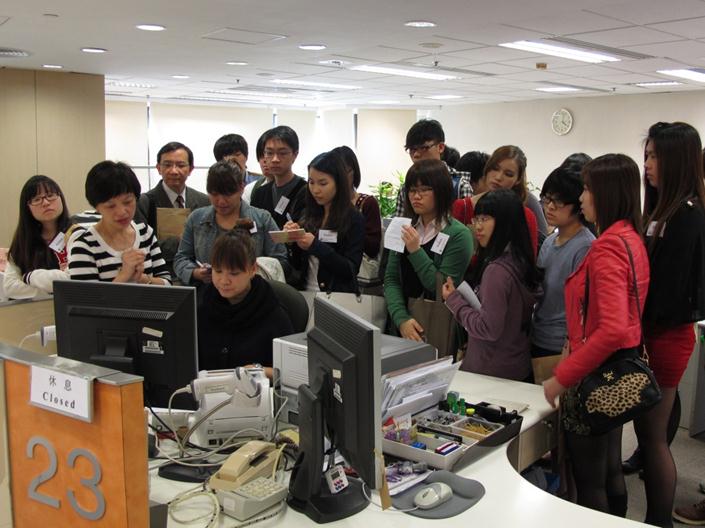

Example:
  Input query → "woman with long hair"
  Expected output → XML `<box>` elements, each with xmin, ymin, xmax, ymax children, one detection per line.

<box><xmin>5</xmin><ymin>175</ymin><xmax>71</xmax><ymax>298</ymax></box>
<box><xmin>385</xmin><ymin>159</ymin><xmax>473</xmax><ymax>341</ymax></box>
<box><xmin>442</xmin><ymin>189</ymin><xmax>541</xmax><ymax>381</ymax></box>
<box><xmin>544</xmin><ymin>154</ymin><xmax>650</xmax><ymax>518</ymax></box>
<box><xmin>636</xmin><ymin>122</ymin><xmax>705</xmax><ymax>528</ymax></box>
<box><xmin>283</xmin><ymin>150</ymin><xmax>365</xmax><ymax>293</ymax></box>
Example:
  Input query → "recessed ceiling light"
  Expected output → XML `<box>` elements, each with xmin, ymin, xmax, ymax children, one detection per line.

<box><xmin>404</xmin><ymin>21</ymin><xmax>436</xmax><ymax>28</ymax></box>
<box><xmin>81</xmin><ymin>47</ymin><xmax>107</xmax><ymax>54</ymax></box>
<box><xmin>319</xmin><ymin>59</ymin><xmax>348</xmax><ymax>66</ymax></box>
<box><xmin>426</xmin><ymin>94</ymin><xmax>463</xmax><ymax>100</ymax></box>
<box><xmin>299</xmin><ymin>44</ymin><xmax>327</xmax><ymax>51</ymax></box>
<box><xmin>351</xmin><ymin>65</ymin><xmax>457</xmax><ymax>80</ymax></box>
<box><xmin>369</xmin><ymin>100</ymin><xmax>401</xmax><ymax>104</ymax></box>
<box><xmin>42</xmin><ymin>64</ymin><xmax>63</xmax><ymax>69</ymax></box>
<box><xmin>226</xmin><ymin>61</ymin><xmax>248</xmax><ymax>66</ymax></box>
<box><xmin>633</xmin><ymin>80</ymin><xmax>683</xmax><ymax>87</ymax></box>
<box><xmin>172</xmin><ymin>75</ymin><xmax>190</xmax><ymax>79</ymax></box>
<box><xmin>657</xmin><ymin>68</ymin><xmax>705</xmax><ymax>83</ymax></box>
<box><xmin>500</xmin><ymin>40</ymin><xmax>620</xmax><ymax>64</ymax></box>
<box><xmin>271</xmin><ymin>79</ymin><xmax>359</xmax><ymax>90</ymax></box>
<box><xmin>136</xmin><ymin>24</ymin><xmax>165</xmax><ymax>31</ymax></box>
<box><xmin>535</xmin><ymin>86</ymin><xmax>581</xmax><ymax>93</ymax></box>
<box><xmin>210</xmin><ymin>89</ymin><xmax>290</xmax><ymax>98</ymax></box>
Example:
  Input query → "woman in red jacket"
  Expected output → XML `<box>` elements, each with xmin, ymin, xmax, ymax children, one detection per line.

<box><xmin>544</xmin><ymin>154</ymin><xmax>649</xmax><ymax>518</ymax></box>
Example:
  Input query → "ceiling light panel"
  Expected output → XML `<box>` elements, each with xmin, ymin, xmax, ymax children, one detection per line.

<box><xmin>657</xmin><ymin>68</ymin><xmax>705</xmax><ymax>82</ymax></box>
<box><xmin>271</xmin><ymin>79</ymin><xmax>359</xmax><ymax>89</ymax></box>
<box><xmin>81</xmin><ymin>47</ymin><xmax>107</xmax><ymax>53</ymax></box>
<box><xmin>299</xmin><ymin>44</ymin><xmax>326</xmax><ymax>51</ymax></box>
<box><xmin>404</xmin><ymin>21</ymin><xmax>436</xmax><ymax>28</ymax></box>
<box><xmin>633</xmin><ymin>81</ymin><xmax>683</xmax><ymax>87</ymax></box>
<box><xmin>136</xmin><ymin>24</ymin><xmax>165</xmax><ymax>31</ymax></box>
<box><xmin>535</xmin><ymin>86</ymin><xmax>581</xmax><ymax>92</ymax></box>
<box><xmin>350</xmin><ymin>65</ymin><xmax>457</xmax><ymax>80</ymax></box>
<box><xmin>499</xmin><ymin>40</ymin><xmax>620</xmax><ymax>63</ymax></box>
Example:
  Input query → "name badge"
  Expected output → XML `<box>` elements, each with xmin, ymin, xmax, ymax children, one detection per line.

<box><xmin>431</xmin><ymin>232</ymin><xmax>450</xmax><ymax>255</ymax></box>
<box><xmin>250</xmin><ymin>223</ymin><xmax>258</xmax><ymax>234</ymax></box>
<box><xmin>48</xmin><ymin>232</ymin><xmax>66</xmax><ymax>253</ymax></box>
<box><xmin>646</xmin><ymin>221</ymin><xmax>666</xmax><ymax>238</ymax></box>
<box><xmin>274</xmin><ymin>196</ymin><xmax>290</xmax><ymax>215</ymax></box>
<box><xmin>319</xmin><ymin>229</ymin><xmax>338</xmax><ymax>243</ymax></box>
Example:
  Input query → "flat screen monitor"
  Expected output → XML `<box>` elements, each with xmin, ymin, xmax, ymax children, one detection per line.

<box><xmin>53</xmin><ymin>280</ymin><xmax>199</xmax><ymax>410</ymax></box>
<box><xmin>288</xmin><ymin>296</ymin><xmax>382</xmax><ymax>523</ymax></box>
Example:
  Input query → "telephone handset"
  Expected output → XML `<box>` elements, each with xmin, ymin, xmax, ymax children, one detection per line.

<box><xmin>210</xmin><ymin>440</ymin><xmax>278</xmax><ymax>490</ymax></box>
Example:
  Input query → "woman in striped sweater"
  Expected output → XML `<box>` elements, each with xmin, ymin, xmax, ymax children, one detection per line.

<box><xmin>68</xmin><ymin>161</ymin><xmax>171</xmax><ymax>284</ymax></box>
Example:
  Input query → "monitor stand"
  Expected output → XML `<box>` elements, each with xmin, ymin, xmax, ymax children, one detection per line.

<box><xmin>288</xmin><ymin>475</ymin><xmax>369</xmax><ymax>523</ymax></box>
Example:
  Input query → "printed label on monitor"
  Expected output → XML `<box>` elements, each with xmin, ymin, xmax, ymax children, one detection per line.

<box><xmin>142</xmin><ymin>340</ymin><xmax>164</xmax><ymax>355</ymax></box>
<box><xmin>333</xmin><ymin>382</ymin><xmax>343</xmax><ymax>403</ymax></box>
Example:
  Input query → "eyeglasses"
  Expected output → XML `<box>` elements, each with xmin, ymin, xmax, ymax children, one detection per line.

<box><xmin>159</xmin><ymin>161</ymin><xmax>190</xmax><ymax>170</ymax></box>
<box><xmin>471</xmin><ymin>215</ymin><xmax>492</xmax><ymax>226</ymax></box>
<box><xmin>540</xmin><ymin>195</ymin><xmax>568</xmax><ymax>209</ymax></box>
<box><xmin>404</xmin><ymin>142</ymin><xmax>438</xmax><ymax>154</ymax></box>
<box><xmin>263</xmin><ymin>149</ymin><xmax>293</xmax><ymax>160</ymax></box>
<box><xmin>408</xmin><ymin>186</ymin><xmax>434</xmax><ymax>197</ymax></box>
<box><xmin>28</xmin><ymin>193</ymin><xmax>60</xmax><ymax>206</ymax></box>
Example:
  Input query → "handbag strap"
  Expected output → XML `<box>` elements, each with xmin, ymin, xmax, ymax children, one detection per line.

<box><xmin>435</xmin><ymin>271</ymin><xmax>444</xmax><ymax>301</ymax></box>
<box><xmin>581</xmin><ymin>235</ymin><xmax>647</xmax><ymax>357</ymax></box>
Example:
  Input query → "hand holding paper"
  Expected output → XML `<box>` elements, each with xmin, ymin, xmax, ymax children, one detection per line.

<box><xmin>384</xmin><ymin>217</ymin><xmax>412</xmax><ymax>253</ymax></box>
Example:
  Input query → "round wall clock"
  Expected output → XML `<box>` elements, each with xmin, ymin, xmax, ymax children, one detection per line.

<box><xmin>551</xmin><ymin>108</ymin><xmax>573</xmax><ymax>136</ymax></box>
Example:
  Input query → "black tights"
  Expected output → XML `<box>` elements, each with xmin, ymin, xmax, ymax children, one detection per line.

<box><xmin>634</xmin><ymin>387</ymin><xmax>679</xmax><ymax>528</ymax></box>
<box><xmin>566</xmin><ymin>425</ymin><xmax>627</xmax><ymax>517</ymax></box>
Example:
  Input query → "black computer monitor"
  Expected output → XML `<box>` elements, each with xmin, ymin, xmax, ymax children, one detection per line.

<box><xmin>53</xmin><ymin>280</ymin><xmax>199</xmax><ymax>410</ymax></box>
<box><xmin>288</xmin><ymin>296</ymin><xmax>382</xmax><ymax>523</ymax></box>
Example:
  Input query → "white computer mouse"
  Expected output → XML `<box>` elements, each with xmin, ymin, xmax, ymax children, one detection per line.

<box><xmin>413</xmin><ymin>482</ymin><xmax>453</xmax><ymax>510</ymax></box>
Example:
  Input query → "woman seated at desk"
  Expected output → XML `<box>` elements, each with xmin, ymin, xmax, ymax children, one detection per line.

<box><xmin>173</xmin><ymin>160</ymin><xmax>287</xmax><ymax>286</ymax></box>
<box><xmin>5</xmin><ymin>175</ymin><xmax>71</xmax><ymax>298</ymax></box>
<box><xmin>68</xmin><ymin>161</ymin><xmax>171</xmax><ymax>284</ymax></box>
<box><xmin>197</xmin><ymin>229</ymin><xmax>294</xmax><ymax>374</ymax></box>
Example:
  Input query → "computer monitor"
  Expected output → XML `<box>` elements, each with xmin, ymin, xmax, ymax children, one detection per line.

<box><xmin>53</xmin><ymin>280</ymin><xmax>199</xmax><ymax>410</ymax></box>
<box><xmin>287</xmin><ymin>296</ymin><xmax>382</xmax><ymax>523</ymax></box>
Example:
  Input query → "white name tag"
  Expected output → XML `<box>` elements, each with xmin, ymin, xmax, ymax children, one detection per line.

<box><xmin>48</xmin><ymin>232</ymin><xmax>66</xmax><ymax>252</ymax></box>
<box><xmin>431</xmin><ymin>232</ymin><xmax>450</xmax><ymax>255</ymax></box>
<box><xmin>319</xmin><ymin>229</ymin><xmax>338</xmax><ymax>243</ymax></box>
<box><xmin>274</xmin><ymin>196</ymin><xmax>290</xmax><ymax>215</ymax></box>
<box><xmin>30</xmin><ymin>365</ymin><xmax>93</xmax><ymax>422</ymax></box>
<box><xmin>646</xmin><ymin>221</ymin><xmax>666</xmax><ymax>238</ymax></box>
<box><xmin>250</xmin><ymin>222</ymin><xmax>258</xmax><ymax>234</ymax></box>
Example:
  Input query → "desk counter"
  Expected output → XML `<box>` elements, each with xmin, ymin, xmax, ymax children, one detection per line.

<box><xmin>151</xmin><ymin>371</ymin><xmax>643</xmax><ymax>527</ymax></box>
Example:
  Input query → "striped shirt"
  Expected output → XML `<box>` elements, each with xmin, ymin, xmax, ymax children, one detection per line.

<box><xmin>68</xmin><ymin>221</ymin><xmax>171</xmax><ymax>283</ymax></box>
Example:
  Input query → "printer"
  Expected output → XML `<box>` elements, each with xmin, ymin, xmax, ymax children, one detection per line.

<box><xmin>273</xmin><ymin>332</ymin><xmax>437</xmax><ymax>425</ymax></box>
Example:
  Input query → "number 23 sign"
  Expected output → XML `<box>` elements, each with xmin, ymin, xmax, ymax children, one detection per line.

<box><xmin>1</xmin><ymin>347</ymin><xmax>149</xmax><ymax>527</ymax></box>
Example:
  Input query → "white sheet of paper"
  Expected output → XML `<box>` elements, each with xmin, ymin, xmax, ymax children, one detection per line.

<box><xmin>274</xmin><ymin>196</ymin><xmax>290</xmax><ymax>215</ymax></box>
<box><xmin>431</xmin><ymin>232</ymin><xmax>449</xmax><ymax>255</ymax></box>
<box><xmin>318</xmin><ymin>229</ymin><xmax>338</xmax><ymax>243</ymax></box>
<box><xmin>383</xmin><ymin>217</ymin><xmax>412</xmax><ymax>253</ymax></box>
<box><xmin>456</xmin><ymin>281</ymin><xmax>482</xmax><ymax>310</ymax></box>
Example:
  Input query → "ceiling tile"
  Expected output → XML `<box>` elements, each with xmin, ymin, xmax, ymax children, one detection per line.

<box><xmin>506</xmin><ymin>10</ymin><xmax>630</xmax><ymax>35</ymax></box>
<box><xmin>501</xmin><ymin>70</ymin><xmax>574</xmax><ymax>82</ymax></box>
<box><xmin>335</xmin><ymin>45</ymin><xmax>426</xmax><ymax>63</ymax></box>
<box><xmin>648</xmin><ymin>17</ymin><xmax>705</xmax><ymax>39</ymax></box>
<box><xmin>201</xmin><ymin>27</ymin><xmax>287</xmax><ymax>45</ymax></box>
<box><xmin>570</xmin><ymin>26</ymin><xmax>682</xmax><ymax>47</ymax></box>
<box><xmin>625</xmin><ymin>39</ymin><xmax>705</xmax><ymax>59</ymax></box>
<box><xmin>443</xmin><ymin>46</ymin><xmax>538</xmax><ymax>64</ymax></box>
<box><xmin>613</xmin><ymin>57</ymin><xmax>693</xmax><ymax>72</ymax></box>
<box><xmin>500</xmin><ymin>56</ymin><xmax>592</xmax><ymax>69</ymax></box>
<box><xmin>587</xmin><ymin>0</ymin><xmax>705</xmax><ymax>25</ymax></box>
<box><xmin>439</xmin><ymin>23</ymin><xmax>548</xmax><ymax>46</ymax></box>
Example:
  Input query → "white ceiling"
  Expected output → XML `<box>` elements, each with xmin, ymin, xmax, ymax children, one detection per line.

<box><xmin>2</xmin><ymin>0</ymin><xmax>705</xmax><ymax>108</ymax></box>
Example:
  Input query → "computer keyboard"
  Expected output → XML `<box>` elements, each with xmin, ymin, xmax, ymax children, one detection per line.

<box><xmin>216</xmin><ymin>477</ymin><xmax>288</xmax><ymax>521</ymax></box>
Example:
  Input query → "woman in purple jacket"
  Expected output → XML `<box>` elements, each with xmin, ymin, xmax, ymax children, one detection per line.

<box><xmin>442</xmin><ymin>189</ymin><xmax>542</xmax><ymax>381</ymax></box>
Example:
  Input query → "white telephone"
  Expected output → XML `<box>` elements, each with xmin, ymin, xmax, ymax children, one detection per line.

<box><xmin>209</xmin><ymin>441</ymin><xmax>278</xmax><ymax>491</ymax></box>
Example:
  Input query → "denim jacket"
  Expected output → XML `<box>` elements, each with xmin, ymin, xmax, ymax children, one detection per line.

<box><xmin>173</xmin><ymin>202</ymin><xmax>288</xmax><ymax>285</ymax></box>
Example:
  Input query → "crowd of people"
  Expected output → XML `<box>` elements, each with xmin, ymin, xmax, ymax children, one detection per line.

<box><xmin>4</xmin><ymin>117</ymin><xmax>705</xmax><ymax>527</ymax></box>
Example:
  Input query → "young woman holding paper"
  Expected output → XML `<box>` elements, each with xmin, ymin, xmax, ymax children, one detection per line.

<box><xmin>282</xmin><ymin>150</ymin><xmax>365</xmax><ymax>293</ymax></box>
<box><xmin>5</xmin><ymin>175</ymin><xmax>71</xmax><ymax>298</ymax></box>
<box><xmin>442</xmin><ymin>189</ymin><xmax>541</xmax><ymax>382</ymax></box>
<box><xmin>384</xmin><ymin>159</ymin><xmax>473</xmax><ymax>341</ymax></box>
<box><xmin>173</xmin><ymin>160</ymin><xmax>287</xmax><ymax>286</ymax></box>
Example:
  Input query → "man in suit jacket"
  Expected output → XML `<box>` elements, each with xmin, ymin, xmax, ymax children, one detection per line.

<box><xmin>137</xmin><ymin>141</ymin><xmax>210</xmax><ymax>279</ymax></box>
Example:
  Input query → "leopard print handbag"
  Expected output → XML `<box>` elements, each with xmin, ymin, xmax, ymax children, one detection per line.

<box><xmin>574</xmin><ymin>237</ymin><xmax>662</xmax><ymax>436</ymax></box>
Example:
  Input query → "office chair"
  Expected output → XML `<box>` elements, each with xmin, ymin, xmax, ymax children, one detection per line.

<box><xmin>267</xmin><ymin>279</ymin><xmax>309</xmax><ymax>333</ymax></box>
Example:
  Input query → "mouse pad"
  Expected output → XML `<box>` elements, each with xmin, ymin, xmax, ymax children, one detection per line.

<box><xmin>391</xmin><ymin>470</ymin><xmax>485</xmax><ymax>519</ymax></box>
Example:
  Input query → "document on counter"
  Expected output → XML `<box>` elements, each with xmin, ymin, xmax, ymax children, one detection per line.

<box><xmin>383</xmin><ymin>217</ymin><xmax>412</xmax><ymax>253</ymax></box>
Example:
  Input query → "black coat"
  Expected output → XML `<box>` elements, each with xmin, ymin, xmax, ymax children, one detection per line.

<box><xmin>197</xmin><ymin>276</ymin><xmax>294</xmax><ymax>369</ymax></box>
<box><xmin>644</xmin><ymin>199</ymin><xmax>705</xmax><ymax>327</ymax></box>
<box><xmin>251</xmin><ymin>176</ymin><xmax>308</xmax><ymax>229</ymax></box>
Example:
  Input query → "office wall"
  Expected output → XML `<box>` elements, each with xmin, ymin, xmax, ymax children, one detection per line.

<box><xmin>428</xmin><ymin>90</ymin><xmax>705</xmax><ymax>190</ymax></box>
<box><xmin>0</xmin><ymin>68</ymin><xmax>104</xmax><ymax>246</ymax></box>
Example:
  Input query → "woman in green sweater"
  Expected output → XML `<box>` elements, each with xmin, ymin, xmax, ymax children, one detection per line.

<box><xmin>384</xmin><ymin>159</ymin><xmax>473</xmax><ymax>341</ymax></box>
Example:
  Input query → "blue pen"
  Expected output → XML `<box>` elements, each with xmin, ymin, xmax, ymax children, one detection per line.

<box><xmin>286</xmin><ymin>213</ymin><xmax>293</xmax><ymax>223</ymax></box>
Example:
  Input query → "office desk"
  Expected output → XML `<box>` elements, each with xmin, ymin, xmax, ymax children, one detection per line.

<box><xmin>151</xmin><ymin>371</ymin><xmax>643</xmax><ymax>527</ymax></box>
